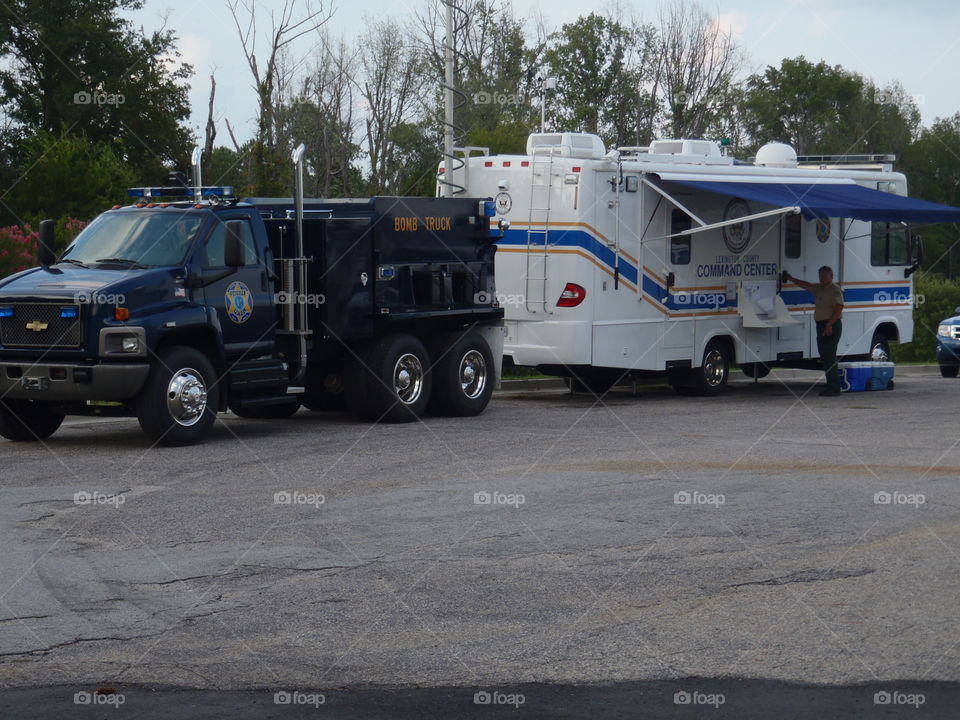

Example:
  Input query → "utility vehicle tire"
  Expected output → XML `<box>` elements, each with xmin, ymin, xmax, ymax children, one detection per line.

<box><xmin>870</xmin><ymin>330</ymin><xmax>891</xmax><ymax>362</ymax></box>
<box><xmin>940</xmin><ymin>364</ymin><xmax>959</xmax><ymax>378</ymax></box>
<box><xmin>428</xmin><ymin>331</ymin><xmax>495</xmax><ymax>416</ymax></box>
<box><xmin>0</xmin><ymin>400</ymin><xmax>64</xmax><ymax>442</ymax></box>
<box><xmin>136</xmin><ymin>346</ymin><xmax>219</xmax><ymax>446</ymax></box>
<box><xmin>693</xmin><ymin>339</ymin><xmax>730</xmax><ymax>396</ymax></box>
<box><xmin>345</xmin><ymin>334</ymin><xmax>431</xmax><ymax>423</ymax></box>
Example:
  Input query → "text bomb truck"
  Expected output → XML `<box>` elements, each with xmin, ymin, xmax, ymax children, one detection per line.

<box><xmin>0</xmin><ymin>147</ymin><xmax>504</xmax><ymax>445</ymax></box>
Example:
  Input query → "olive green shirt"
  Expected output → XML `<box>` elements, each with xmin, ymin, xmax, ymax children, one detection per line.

<box><xmin>812</xmin><ymin>282</ymin><xmax>844</xmax><ymax>322</ymax></box>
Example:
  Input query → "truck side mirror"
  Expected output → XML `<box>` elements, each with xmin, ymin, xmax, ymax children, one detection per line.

<box><xmin>38</xmin><ymin>219</ymin><xmax>56</xmax><ymax>266</ymax></box>
<box><xmin>224</xmin><ymin>221</ymin><xmax>245</xmax><ymax>268</ymax></box>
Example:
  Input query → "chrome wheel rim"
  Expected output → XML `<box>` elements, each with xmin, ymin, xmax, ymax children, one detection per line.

<box><xmin>459</xmin><ymin>350</ymin><xmax>487</xmax><ymax>399</ymax></box>
<box><xmin>703</xmin><ymin>349</ymin><xmax>726</xmax><ymax>387</ymax></box>
<box><xmin>166</xmin><ymin>367</ymin><xmax>208</xmax><ymax>427</ymax></box>
<box><xmin>393</xmin><ymin>353</ymin><xmax>424</xmax><ymax>405</ymax></box>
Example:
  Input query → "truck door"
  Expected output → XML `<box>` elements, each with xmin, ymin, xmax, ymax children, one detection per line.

<box><xmin>201</xmin><ymin>215</ymin><xmax>276</xmax><ymax>358</ymax></box>
<box><xmin>777</xmin><ymin>212</ymin><xmax>810</xmax><ymax>358</ymax></box>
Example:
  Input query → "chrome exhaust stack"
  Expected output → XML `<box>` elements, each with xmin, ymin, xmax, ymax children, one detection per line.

<box><xmin>191</xmin><ymin>146</ymin><xmax>203</xmax><ymax>202</ymax></box>
<box><xmin>289</xmin><ymin>143</ymin><xmax>309</xmax><ymax>384</ymax></box>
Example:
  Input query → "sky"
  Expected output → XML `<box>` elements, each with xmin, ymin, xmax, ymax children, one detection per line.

<box><xmin>132</xmin><ymin>0</ymin><xmax>960</xmax><ymax>147</ymax></box>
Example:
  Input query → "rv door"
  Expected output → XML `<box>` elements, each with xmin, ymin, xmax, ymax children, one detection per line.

<box><xmin>777</xmin><ymin>212</ymin><xmax>809</xmax><ymax>358</ymax></box>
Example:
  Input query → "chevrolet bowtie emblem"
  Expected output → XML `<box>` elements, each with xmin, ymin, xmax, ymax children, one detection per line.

<box><xmin>25</xmin><ymin>321</ymin><xmax>48</xmax><ymax>332</ymax></box>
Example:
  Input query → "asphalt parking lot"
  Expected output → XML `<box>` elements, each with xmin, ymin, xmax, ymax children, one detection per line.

<box><xmin>0</xmin><ymin>368</ymin><xmax>958</xmax><ymax>718</ymax></box>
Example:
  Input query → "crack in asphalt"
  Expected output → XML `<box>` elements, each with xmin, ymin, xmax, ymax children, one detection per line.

<box><xmin>731</xmin><ymin>568</ymin><xmax>875</xmax><ymax>588</ymax></box>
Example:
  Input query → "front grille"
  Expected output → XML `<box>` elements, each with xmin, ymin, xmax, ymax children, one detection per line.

<box><xmin>0</xmin><ymin>303</ymin><xmax>82</xmax><ymax>348</ymax></box>
<box><xmin>952</xmin><ymin>327</ymin><xmax>960</xmax><ymax>340</ymax></box>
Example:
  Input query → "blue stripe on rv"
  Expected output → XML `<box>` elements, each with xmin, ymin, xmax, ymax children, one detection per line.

<box><xmin>497</xmin><ymin>230</ymin><xmax>906</xmax><ymax>309</ymax></box>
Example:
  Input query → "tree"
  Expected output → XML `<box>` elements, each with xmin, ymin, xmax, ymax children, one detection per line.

<box><xmin>654</xmin><ymin>0</ymin><xmax>747</xmax><ymax>140</ymax></box>
<box><xmin>544</xmin><ymin>13</ymin><xmax>654</xmax><ymax>146</ymax></box>
<box><xmin>0</xmin><ymin>0</ymin><xmax>194</xmax><ymax>181</ymax></box>
<box><xmin>228</xmin><ymin>0</ymin><xmax>330</xmax><ymax>195</ymax></box>
<box><xmin>2</xmin><ymin>132</ymin><xmax>135</xmax><ymax>225</ymax></box>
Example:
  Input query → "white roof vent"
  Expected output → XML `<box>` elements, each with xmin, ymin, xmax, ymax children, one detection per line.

<box><xmin>526</xmin><ymin>132</ymin><xmax>606</xmax><ymax>159</ymax></box>
<box><xmin>755</xmin><ymin>142</ymin><xmax>798</xmax><ymax>168</ymax></box>
<box><xmin>648</xmin><ymin>139</ymin><xmax>722</xmax><ymax>158</ymax></box>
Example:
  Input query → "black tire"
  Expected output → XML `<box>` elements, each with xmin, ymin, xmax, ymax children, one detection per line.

<box><xmin>345</xmin><ymin>334</ymin><xmax>431</xmax><ymax>423</ymax></box>
<box><xmin>940</xmin><ymin>364</ymin><xmax>959</xmax><ymax>378</ymax></box>
<box><xmin>136</xmin><ymin>346</ymin><xmax>219</xmax><ymax>446</ymax></box>
<box><xmin>0</xmin><ymin>400</ymin><xmax>64</xmax><ymax>442</ymax></box>
<box><xmin>740</xmin><ymin>362</ymin><xmax>771</xmax><ymax>379</ymax></box>
<box><xmin>229</xmin><ymin>402</ymin><xmax>300</xmax><ymax>419</ymax></box>
<box><xmin>870</xmin><ymin>330</ymin><xmax>891</xmax><ymax>362</ymax></box>
<box><xmin>693</xmin><ymin>339</ymin><xmax>730</xmax><ymax>396</ymax></box>
<box><xmin>428</xmin><ymin>331</ymin><xmax>495</xmax><ymax>416</ymax></box>
<box><xmin>566</xmin><ymin>368</ymin><xmax>620</xmax><ymax>396</ymax></box>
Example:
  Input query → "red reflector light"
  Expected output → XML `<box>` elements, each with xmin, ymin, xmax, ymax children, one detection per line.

<box><xmin>557</xmin><ymin>283</ymin><xmax>586</xmax><ymax>308</ymax></box>
<box><xmin>503</xmin><ymin>161</ymin><xmax>511</xmax><ymax>167</ymax></box>
<box><xmin>572</xmin><ymin>166</ymin><xmax>581</xmax><ymax>173</ymax></box>
<box><xmin>484</xmin><ymin>161</ymin><xmax>493</xmax><ymax>167</ymax></box>
<box><xmin>521</xmin><ymin>161</ymin><xmax>530</xmax><ymax>167</ymax></box>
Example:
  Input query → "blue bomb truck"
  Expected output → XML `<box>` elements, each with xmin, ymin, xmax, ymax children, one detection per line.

<box><xmin>0</xmin><ymin>147</ymin><xmax>504</xmax><ymax>445</ymax></box>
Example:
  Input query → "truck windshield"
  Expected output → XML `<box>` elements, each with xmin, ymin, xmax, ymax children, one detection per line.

<box><xmin>61</xmin><ymin>211</ymin><xmax>205</xmax><ymax>268</ymax></box>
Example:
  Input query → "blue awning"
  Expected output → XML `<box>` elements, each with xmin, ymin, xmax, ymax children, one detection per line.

<box><xmin>667</xmin><ymin>179</ymin><xmax>960</xmax><ymax>225</ymax></box>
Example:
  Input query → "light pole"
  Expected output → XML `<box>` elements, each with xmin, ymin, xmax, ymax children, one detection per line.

<box><xmin>538</xmin><ymin>75</ymin><xmax>556</xmax><ymax>133</ymax></box>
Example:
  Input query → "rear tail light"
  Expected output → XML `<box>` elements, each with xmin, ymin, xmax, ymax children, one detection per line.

<box><xmin>557</xmin><ymin>283</ymin><xmax>586</xmax><ymax>308</ymax></box>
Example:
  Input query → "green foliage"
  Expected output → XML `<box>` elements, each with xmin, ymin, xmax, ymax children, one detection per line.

<box><xmin>3</xmin><ymin>132</ymin><xmax>135</xmax><ymax>225</ymax></box>
<box><xmin>891</xmin><ymin>274</ymin><xmax>960</xmax><ymax>363</ymax></box>
<box><xmin>0</xmin><ymin>0</ymin><xmax>194</xmax><ymax>182</ymax></box>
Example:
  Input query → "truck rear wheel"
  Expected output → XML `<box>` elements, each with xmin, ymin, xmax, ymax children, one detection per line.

<box><xmin>136</xmin><ymin>346</ymin><xmax>219</xmax><ymax>446</ymax></box>
<box><xmin>345</xmin><ymin>334</ymin><xmax>431</xmax><ymax>423</ymax></box>
<box><xmin>0</xmin><ymin>400</ymin><xmax>65</xmax><ymax>442</ymax></box>
<box><xmin>940</xmin><ymin>364</ymin><xmax>959</xmax><ymax>378</ymax></box>
<box><xmin>428</xmin><ymin>331</ymin><xmax>495</xmax><ymax>416</ymax></box>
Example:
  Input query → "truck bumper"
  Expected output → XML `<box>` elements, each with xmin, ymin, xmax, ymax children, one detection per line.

<box><xmin>0</xmin><ymin>361</ymin><xmax>150</xmax><ymax>402</ymax></box>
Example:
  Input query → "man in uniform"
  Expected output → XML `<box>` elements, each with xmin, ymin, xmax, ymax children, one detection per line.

<box><xmin>785</xmin><ymin>266</ymin><xmax>844</xmax><ymax>396</ymax></box>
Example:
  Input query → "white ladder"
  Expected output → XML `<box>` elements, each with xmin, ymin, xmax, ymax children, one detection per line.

<box><xmin>526</xmin><ymin>149</ymin><xmax>556</xmax><ymax>313</ymax></box>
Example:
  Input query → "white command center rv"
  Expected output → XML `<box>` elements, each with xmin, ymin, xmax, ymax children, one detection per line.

<box><xmin>441</xmin><ymin>132</ymin><xmax>960</xmax><ymax>394</ymax></box>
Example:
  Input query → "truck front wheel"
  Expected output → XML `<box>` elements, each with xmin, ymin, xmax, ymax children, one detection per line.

<box><xmin>345</xmin><ymin>334</ymin><xmax>431</xmax><ymax>423</ymax></box>
<box><xmin>136</xmin><ymin>346</ymin><xmax>219</xmax><ymax>446</ymax></box>
<box><xmin>428</xmin><ymin>332</ymin><xmax>495</xmax><ymax>416</ymax></box>
<box><xmin>0</xmin><ymin>400</ymin><xmax>64</xmax><ymax>442</ymax></box>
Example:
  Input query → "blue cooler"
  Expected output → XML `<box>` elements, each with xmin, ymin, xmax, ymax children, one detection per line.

<box><xmin>870</xmin><ymin>361</ymin><xmax>895</xmax><ymax>390</ymax></box>
<box><xmin>839</xmin><ymin>362</ymin><xmax>873</xmax><ymax>392</ymax></box>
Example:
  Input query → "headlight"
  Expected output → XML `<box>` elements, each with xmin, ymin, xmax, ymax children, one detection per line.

<box><xmin>121</xmin><ymin>336</ymin><xmax>140</xmax><ymax>353</ymax></box>
<box><xmin>938</xmin><ymin>325</ymin><xmax>953</xmax><ymax>338</ymax></box>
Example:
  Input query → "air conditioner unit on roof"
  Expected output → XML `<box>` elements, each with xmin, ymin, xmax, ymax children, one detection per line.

<box><xmin>526</xmin><ymin>132</ymin><xmax>606</xmax><ymax>159</ymax></box>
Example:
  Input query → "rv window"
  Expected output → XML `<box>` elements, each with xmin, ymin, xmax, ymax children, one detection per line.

<box><xmin>871</xmin><ymin>223</ymin><xmax>910</xmax><ymax>266</ymax></box>
<box><xmin>784</xmin><ymin>213</ymin><xmax>801</xmax><ymax>258</ymax></box>
<box><xmin>671</xmin><ymin>209</ymin><xmax>692</xmax><ymax>265</ymax></box>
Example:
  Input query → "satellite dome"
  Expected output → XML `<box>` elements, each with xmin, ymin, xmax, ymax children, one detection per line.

<box><xmin>755</xmin><ymin>142</ymin><xmax>798</xmax><ymax>168</ymax></box>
